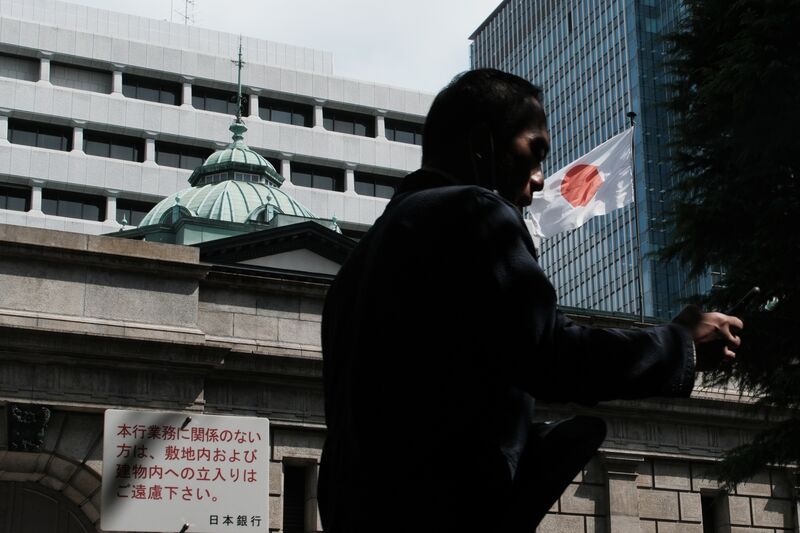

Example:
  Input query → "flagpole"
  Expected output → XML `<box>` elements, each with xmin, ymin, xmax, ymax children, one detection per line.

<box><xmin>627</xmin><ymin>111</ymin><xmax>646</xmax><ymax>324</ymax></box>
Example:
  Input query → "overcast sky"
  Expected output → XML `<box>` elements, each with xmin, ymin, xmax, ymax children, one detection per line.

<box><xmin>67</xmin><ymin>0</ymin><xmax>501</xmax><ymax>94</ymax></box>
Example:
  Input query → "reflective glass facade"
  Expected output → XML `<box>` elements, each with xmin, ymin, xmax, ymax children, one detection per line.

<box><xmin>470</xmin><ymin>0</ymin><xmax>710</xmax><ymax>319</ymax></box>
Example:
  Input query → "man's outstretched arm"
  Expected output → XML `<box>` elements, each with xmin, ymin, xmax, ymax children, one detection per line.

<box><xmin>474</xmin><ymin>191</ymin><xmax>743</xmax><ymax>403</ymax></box>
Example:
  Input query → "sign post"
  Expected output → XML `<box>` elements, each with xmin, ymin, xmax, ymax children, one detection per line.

<box><xmin>101</xmin><ymin>409</ymin><xmax>270</xmax><ymax>533</ymax></box>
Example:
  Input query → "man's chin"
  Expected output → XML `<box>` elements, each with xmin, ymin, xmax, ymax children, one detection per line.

<box><xmin>514</xmin><ymin>192</ymin><xmax>534</xmax><ymax>209</ymax></box>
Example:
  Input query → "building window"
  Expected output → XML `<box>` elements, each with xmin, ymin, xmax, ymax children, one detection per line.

<box><xmin>323</xmin><ymin>108</ymin><xmax>375</xmax><ymax>137</ymax></box>
<box><xmin>282</xmin><ymin>464</ymin><xmax>320</xmax><ymax>533</ymax></box>
<box><xmin>354</xmin><ymin>171</ymin><xmax>399</xmax><ymax>199</ymax></box>
<box><xmin>84</xmin><ymin>130</ymin><xmax>144</xmax><ymax>162</ymax></box>
<box><xmin>282</xmin><ymin>465</ymin><xmax>305</xmax><ymax>533</ymax></box>
<box><xmin>385</xmin><ymin>118</ymin><xmax>423</xmax><ymax>146</ymax></box>
<box><xmin>117</xmin><ymin>198</ymin><xmax>155</xmax><ymax>226</ymax></box>
<box><xmin>197</xmin><ymin>172</ymin><xmax>263</xmax><ymax>186</ymax></box>
<box><xmin>0</xmin><ymin>184</ymin><xmax>30</xmax><ymax>211</ymax></box>
<box><xmin>265</xmin><ymin>156</ymin><xmax>282</xmax><ymax>173</ymax></box>
<box><xmin>8</xmin><ymin>119</ymin><xmax>72</xmax><ymax>151</ymax></box>
<box><xmin>192</xmin><ymin>85</ymin><xmax>248</xmax><ymax>116</ymax></box>
<box><xmin>291</xmin><ymin>162</ymin><xmax>344</xmax><ymax>192</ymax></box>
<box><xmin>259</xmin><ymin>98</ymin><xmax>313</xmax><ymax>127</ymax></box>
<box><xmin>50</xmin><ymin>62</ymin><xmax>112</xmax><ymax>94</ymax></box>
<box><xmin>0</xmin><ymin>52</ymin><xmax>39</xmax><ymax>82</ymax></box>
<box><xmin>42</xmin><ymin>189</ymin><xmax>105</xmax><ymax>221</ymax></box>
<box><xmin>155</xmin><ymin>141</ymin><xmax>212</xmax><ymax>170</ymax></box>
<box><xmin>701</xmin><ymin>493</ymin><xmax>720</xmax><ymax>533</ymax></box>
<box><xmin>122</xmin><ymin>74</ymin><xmax>181</xmax><ymax>105</ymax></box>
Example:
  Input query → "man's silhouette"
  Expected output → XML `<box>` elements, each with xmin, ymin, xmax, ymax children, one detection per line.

<box><xmin>318</xmin><ymin>69</ymin><xmax>742</xmax><ymax>532</ymax></box>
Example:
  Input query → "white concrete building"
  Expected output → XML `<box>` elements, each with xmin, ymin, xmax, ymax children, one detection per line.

<box><xmin>0</xmin><ymin>0</ymin><xmax>432</xmax><ymax>239</ymax></box>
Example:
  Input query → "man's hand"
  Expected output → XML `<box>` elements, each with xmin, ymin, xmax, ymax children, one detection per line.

<box><xmin>692</xmin><ymin>312</ymin><xmax>744</xmax><ymax>371</ymax></box>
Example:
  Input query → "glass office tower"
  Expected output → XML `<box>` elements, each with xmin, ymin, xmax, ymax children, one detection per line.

<box><xmin>470</xmin><ymin>0</ymin><xmax>711</xmax><ymax>319</ymax></box>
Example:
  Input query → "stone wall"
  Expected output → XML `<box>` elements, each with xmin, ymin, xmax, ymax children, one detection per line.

<box><xmin>0</xmin><ymin>224</ymin><xmax>797</xmax><ymax>533</ymax></box>
<box><xmin>536</xmin><ymin>455</ymin><xmax>799</xmax><ymax>533</ymax></box>
<box><xmin>538</xmin><ymin>458</ymin><xmax>607</xmax><ymax>532</ymax></box>
<box><xmin>0</xmin><ymin>224</ymin><xmax>329</xmax><ymax>532</ymax></box>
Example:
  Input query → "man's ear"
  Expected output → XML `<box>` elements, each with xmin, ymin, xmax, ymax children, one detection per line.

<box><xmin>467</xmin><ymin>123</ymin><xmax>496</xmax><ymax>189</ymax></box>
<box><xmin>467</xmin><ymin>122</ymin><xmax>492</xmax><ymax>160</ymax></box>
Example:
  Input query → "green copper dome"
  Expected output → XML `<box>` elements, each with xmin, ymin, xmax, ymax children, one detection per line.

<box><xmin>124</xmin><ymin>45</ymin><xmax>342</xmax><ymax>244</ymax></box>
<box><xmin>140</xmin><ymin>119</ymin><xmax>323</xmax><ymax>227</ymax></box>
<box><xmin>139</xmin><ymin>180</ymin><xmax>318</xmax><ymax>226</ymax></box>
<box><xmin>188</xmin><ymin>122</ymin><xmax>284</xmax><ymax>187</ymax></box>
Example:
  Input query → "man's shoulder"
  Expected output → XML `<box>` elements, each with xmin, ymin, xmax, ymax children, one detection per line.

<box><xmin>389</xmin><ymin>183</ymin><xmax>520</xmax><ymax>224</ymax></box>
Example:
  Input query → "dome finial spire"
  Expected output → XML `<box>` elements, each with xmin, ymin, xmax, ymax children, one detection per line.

<box><xmin>234</xmin><ymin>35</ymin><xmax>244</xmax><ymax>124</ymax></box>
<box><xmin>229</xmin><ymin>36</ymin><xmax>247</xmax><ymax>142</ymax></box>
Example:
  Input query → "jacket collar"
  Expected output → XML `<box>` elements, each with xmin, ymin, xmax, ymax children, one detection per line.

<box><xmin>396</xmin><ymin>167</ymin><xmax>462</xmax><ymax>195</ymax></box>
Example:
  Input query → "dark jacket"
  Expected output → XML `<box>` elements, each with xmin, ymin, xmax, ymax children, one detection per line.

<box><xmin>318</xmin><ymin>169</ymin><xmax>695</xmax><ymax>532</ymax></box>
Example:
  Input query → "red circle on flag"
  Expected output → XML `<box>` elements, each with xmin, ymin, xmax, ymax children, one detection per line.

<box><xmin>560</xmin><ymin>164</ymin><xmax>603</xmax><ymax>207</ymax></box>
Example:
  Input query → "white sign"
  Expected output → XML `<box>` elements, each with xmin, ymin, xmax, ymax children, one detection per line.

<box><xmin>101</xmin><ymin>409</ymin><xmax>269</xmax><ymax>533</ymax></box>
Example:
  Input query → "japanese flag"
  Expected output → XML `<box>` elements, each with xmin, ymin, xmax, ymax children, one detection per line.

<box><xmin>529</xmin><ymin>128</ymin><xmax>634</xmax><ymax>238</ymax></box>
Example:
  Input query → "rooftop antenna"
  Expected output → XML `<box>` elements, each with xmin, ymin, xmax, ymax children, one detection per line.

<box><xmin>233</xmin><ymin>36</ymin><xmax>245</xmax><ymax>123</ymax></box>
<box><xmin>175</xmin><ymin>0</ymin><xmax>196</xmax><ymax>25</ymax></box>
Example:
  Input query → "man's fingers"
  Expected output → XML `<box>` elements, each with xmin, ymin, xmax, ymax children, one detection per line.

<box><xmin>723</xmin><ymin>346</ymin><xmax>736</xmax><ymax>359</ymax></box>
<box><xmin>729</xmin><ymin>315</ymin><xmax>744</xmax><ymax>331</ymax></box>
<box><xmin>713</xmin><ymin>312</ymin><xmax>743</xmax><ymax>331</ymax></box>
<box><xmin>720</xmin><ymin>325</ymin><xmax>741</xmax><ymax>346</ymax></box>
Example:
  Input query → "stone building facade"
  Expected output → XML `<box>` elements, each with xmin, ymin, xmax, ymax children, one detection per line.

<box><xmin>1</xmin><ymin>223</ymin><xmax>797</xmax><ymax>532</ymax></box>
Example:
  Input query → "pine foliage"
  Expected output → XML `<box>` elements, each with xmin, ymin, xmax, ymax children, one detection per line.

<box><xmin>665</xmin><ymin>0</ymin><xmax>800</xmax><ymax>485</ymax></box>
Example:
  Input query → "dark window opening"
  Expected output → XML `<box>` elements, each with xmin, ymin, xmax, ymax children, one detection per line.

<box><xmin>83</xmin><ymin>130</ymin><xmax>144</xmax><ymax>162</ymax></box>
<box><xmin>255</xmin><ymin>154</ymin><xmax>283</xmax><ymax>176</ymax></box>
<box><xmin>155</xmin><ymin>141</ymin><xmax>213</xmax><ymax>170</ymax></box>
<box><xmin>192</xmin><ymin>85</ymin><xmax>248</xmax><ymax>116</ymax></box>
<box><xmin>8</xmin><ymin>119</ymin><xmax>72</xmax><ymax>151</ymax></box>
<box><xmin>0</xmin><ymin>184</ymin><xmax>30</xmax><ymax>211</ymax></box>
<box><xmin>50</xmin><ymin>61</ymin><xmax>112</xmax><ymax>93</ymax></box>
<box><xmin>117</xmin><ymin>198</ymin><xmax>156</xmax><ymax>226</ymax></box>
<box><xmin>385</xmin><ymin>118</ymin><xmax>423</xmax><ymax>146</ymax></box>
<box><xmin>265</xmin><ymin>156</ymin><xmax>282</xmax><ymax>173</ymax></box>
<box><xmin>291</xmin><ymin>162</ymin><xmax>344</xmax><ymax>192</ymax></box>
<box><xmin>701</xmin><ymin>494</ymin><xmax>718</xmax><ymax>533</ymax></box>
<box><xmin>354</xmin><ymin>171</ymin><xmax>399</xmax><ymax>199</ymax></box>
<box><xmin>122</xmin><ymin>73</ymin><xmax>181</xmax><ymax>105</ymax></box>
<box><xmin>0</xmin><ymin>52</ymin><xmax>39</xmax><ymax>82</ymax></box>
<box><xmin>282</xmin><ymin>465</ymin><xmax>306</xmax><ymax>533</ymax></box>
<box><xmin>42</xmin><ymin>189</ymin><xmax>105</xmax><ymax>221</ymax></box>
<box><xmin>323</xmin><ymin>108</ymin><xmax>375</xmax><ymax>137</ymax></box>
<box><xmin>259</xmin><ymin>98</ymin><xmax>313</xmax><ymax>127</ymax></box>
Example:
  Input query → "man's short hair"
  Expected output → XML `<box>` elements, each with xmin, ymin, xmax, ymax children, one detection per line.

<box><xmin>422</xmin><ymin>69</ymin><xmax>543</xmax><ymax>168</ymax></box>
